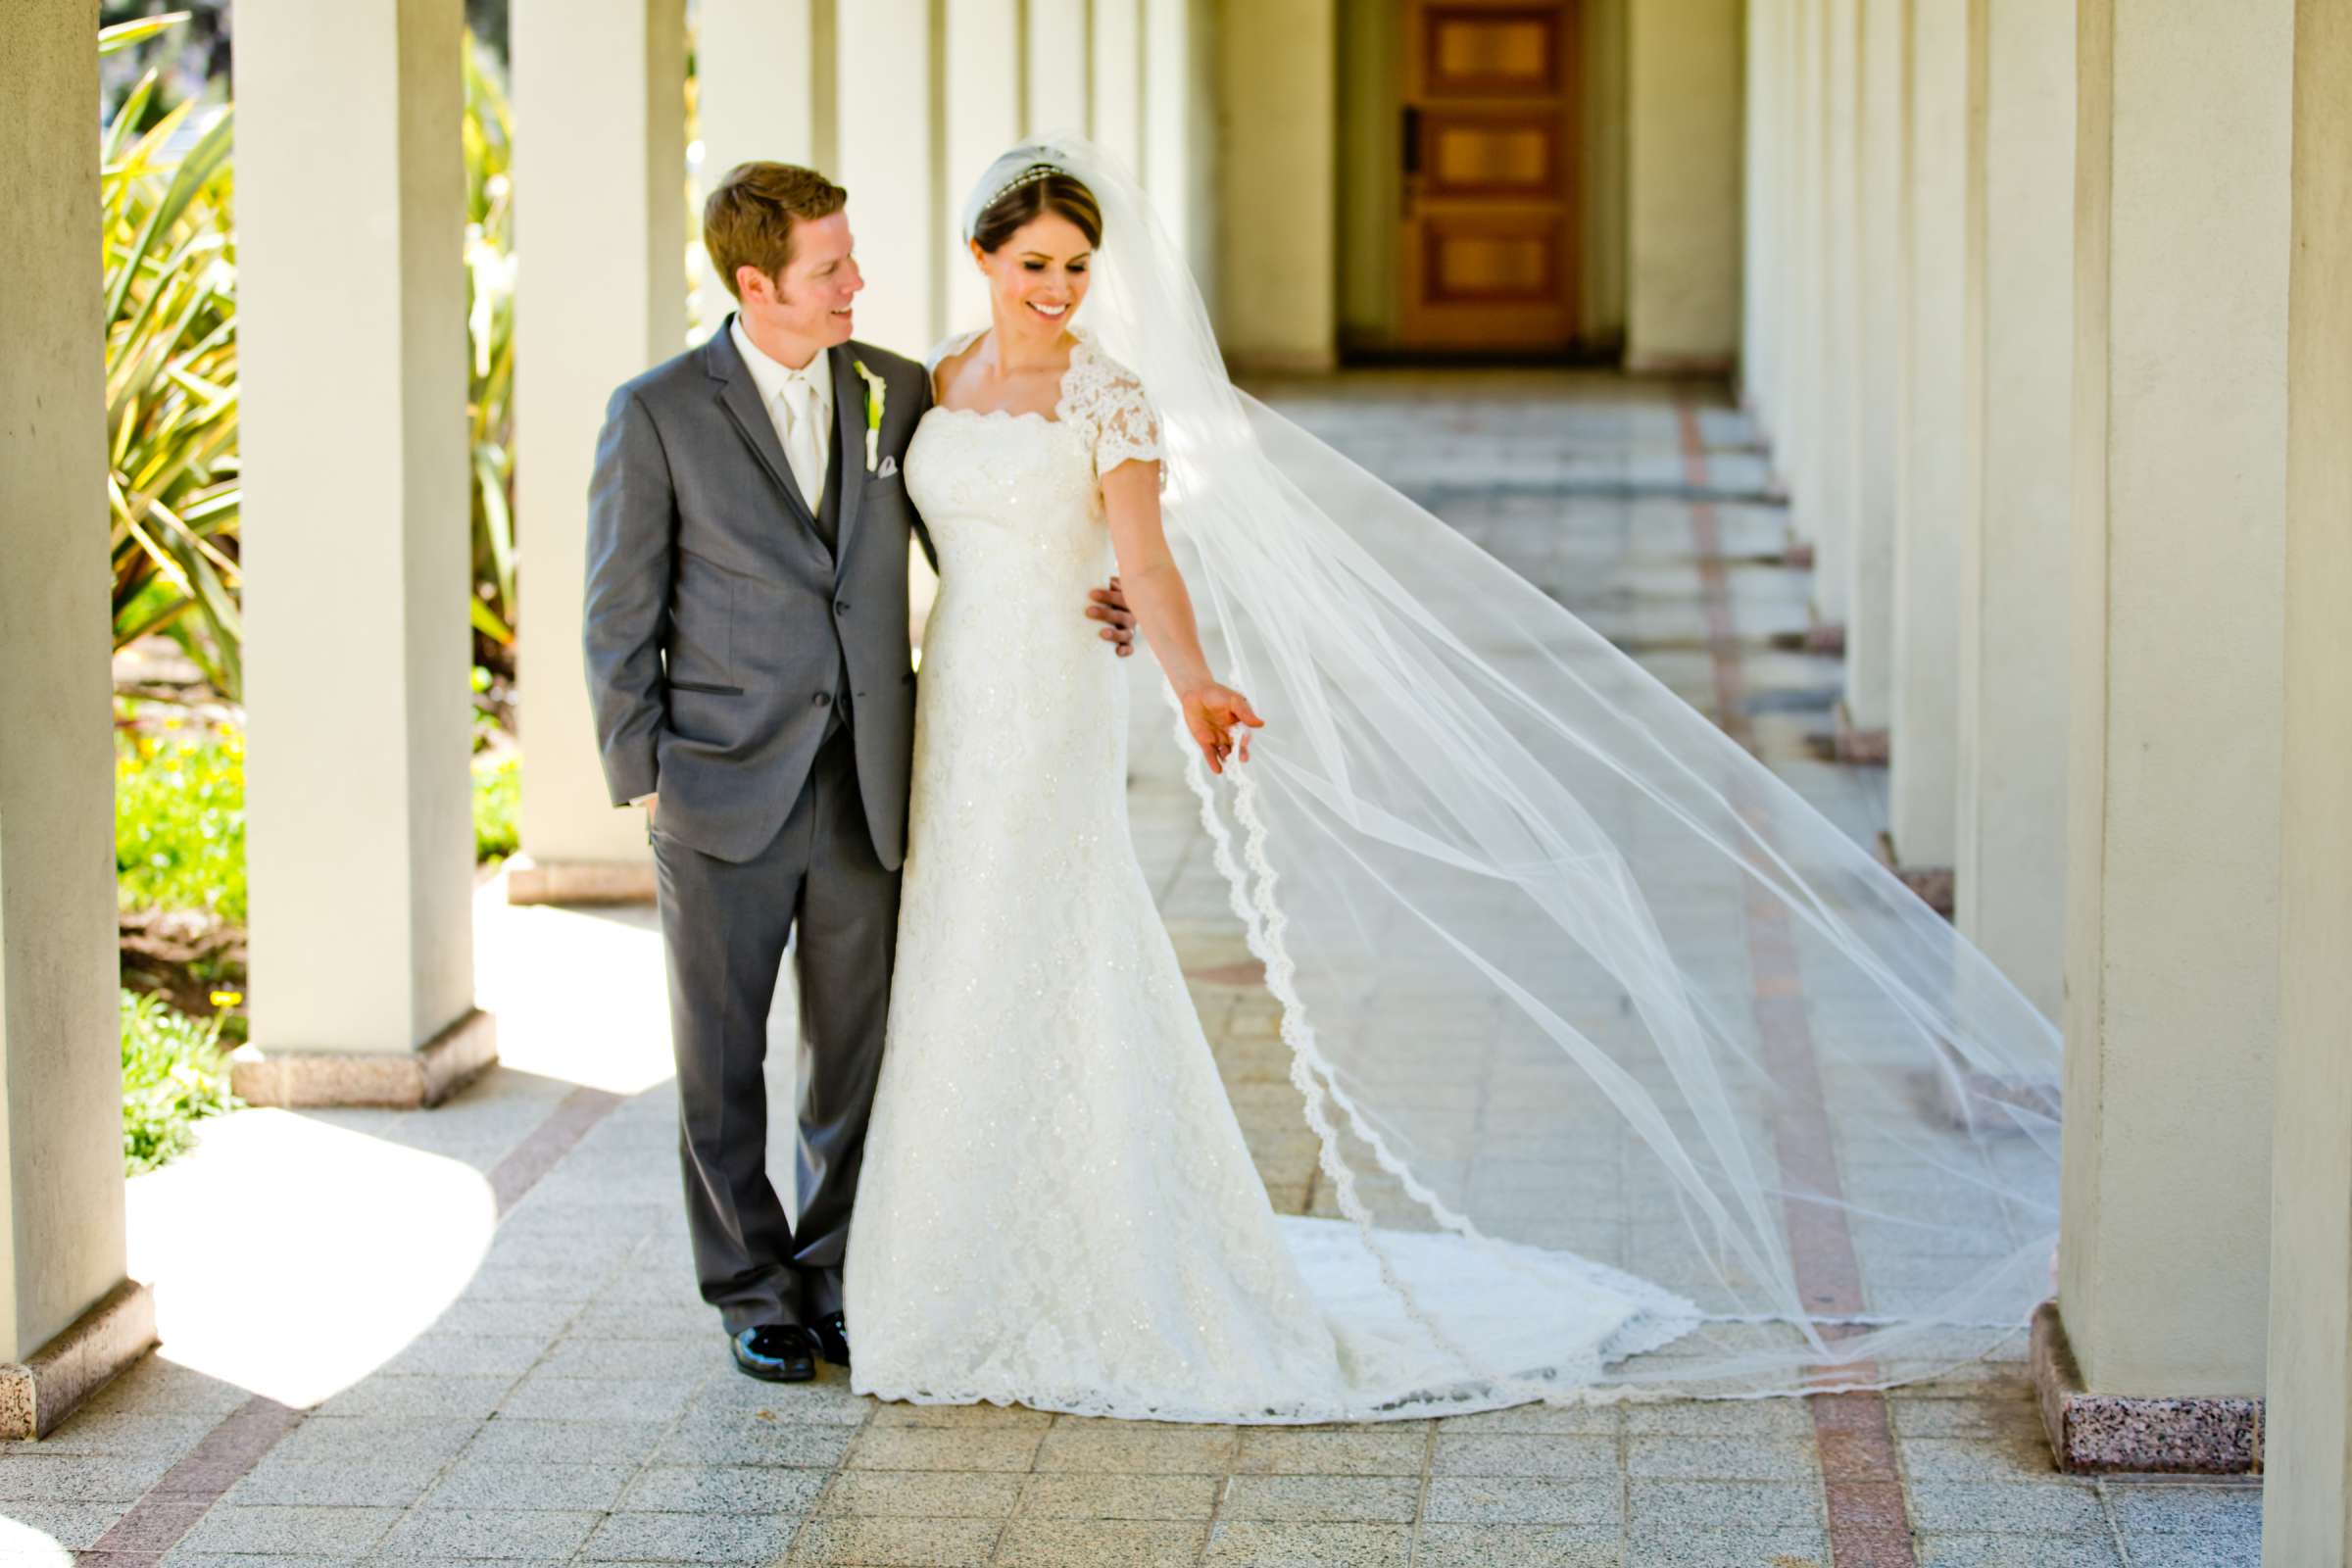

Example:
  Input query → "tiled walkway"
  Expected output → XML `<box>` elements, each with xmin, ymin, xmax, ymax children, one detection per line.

<box><xmin>14</xmin><ymin>372</ymin><xmax>2260</xmax><ymax>1568</ymax></box>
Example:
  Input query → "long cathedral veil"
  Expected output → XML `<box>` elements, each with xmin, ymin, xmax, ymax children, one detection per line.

<box><xmin>960</xmin><ymin>133</ymin><xmax>2060</xmax><ymax>1400</ymax></box>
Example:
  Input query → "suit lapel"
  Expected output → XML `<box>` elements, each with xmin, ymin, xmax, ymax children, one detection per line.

<box><xmin>828</xmin><ymin>343</ymin><xmax>867</xmax><ymax>576</ymax></box>
<box><xmin>707</xmin><ymin>317</ymin><xmax>824</xmax><ymax>544</ymax></box>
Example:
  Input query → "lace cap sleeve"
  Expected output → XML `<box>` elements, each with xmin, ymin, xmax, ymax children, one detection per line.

<box><xmin>1061</xmin><ymin>342</ymin><xmax>1164</xmax><ymax>486</ymax></box>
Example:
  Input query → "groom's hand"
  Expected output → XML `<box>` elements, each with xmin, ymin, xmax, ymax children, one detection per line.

<box><xmin>1086</xmin><ymin>575</ymin><xmax>1137</xmax><ymax>657</ymax></box>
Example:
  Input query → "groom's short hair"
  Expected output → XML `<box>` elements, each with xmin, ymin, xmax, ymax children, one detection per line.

<box><xmin>705</xmin><ymin>162</ymin><xmax>849</xmax><ymax>299</ymax></box>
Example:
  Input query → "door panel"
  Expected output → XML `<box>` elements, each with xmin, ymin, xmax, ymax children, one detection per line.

<box><xmin>1424</xmin><ymin>217</ymin><xmax>1561</xmax><ymax>304</ymax></box>
<box><xmin>1423</xmin><ymin>112</ymin><xmax>1559</xmax><ymax>198</ymax></box>
<box><xmin>1426</xmin><ymin>9</ymin><xmax>1562</xmax><ymax>94</ymax></box>
<box><xmin>1400</xmin><ymin>0</ymin><xmax>1580</xmax><ymax>352</ymax></box>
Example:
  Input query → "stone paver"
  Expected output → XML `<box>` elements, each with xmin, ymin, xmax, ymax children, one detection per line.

<box><xmin>5</xmin><ymin>370</ymin><xmax>2252</xmax><ymax>1567</ymax></box>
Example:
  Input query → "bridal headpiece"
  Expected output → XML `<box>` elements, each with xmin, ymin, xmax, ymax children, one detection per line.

<box><xmin>960</xmin><ymin>144</ymin><xmax>1075</xmax><ymax>241</ymax></box>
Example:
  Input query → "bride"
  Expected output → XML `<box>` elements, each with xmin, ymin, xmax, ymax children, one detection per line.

<box><xmin>841</xmin><ymin>135</ymin><xmax>2062</xmax><ymax>1421</ymax></box>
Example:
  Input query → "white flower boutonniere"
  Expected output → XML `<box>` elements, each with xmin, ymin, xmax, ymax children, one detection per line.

<box><xmin>853</xmin><ymin>359</ymin><xmax>887</xmax><ymax>471</ymax></box>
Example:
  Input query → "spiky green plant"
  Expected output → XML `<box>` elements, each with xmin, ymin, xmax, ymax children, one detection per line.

<box><xmin>102</xmin><ymin>14</ymin><xmax>242</xmax><ymax>696</ymax></box>
<box><xmin>465</xmin><ymin>39</ymin><xmax>520</xmax><ymax>665</ymax></box>
<box><xmin>99</xmin><ymin>18</ymin><xmax>529</xmax><ymax>693</ymax></box>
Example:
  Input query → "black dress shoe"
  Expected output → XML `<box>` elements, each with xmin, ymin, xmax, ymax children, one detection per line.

<box><xmin>813</xmin><ymin>1310</ymin><xmax>850</xmax><ymax>1369</ymax></box>
<box><xmin>731</xmin><ymin>1323</ymin><xmax>818</xmax><ymax>1383</ymax></box>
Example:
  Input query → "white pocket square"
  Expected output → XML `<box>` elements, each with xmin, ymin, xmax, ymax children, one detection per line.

<box><xmin>874</xmin><ymin>455</ymin><xmax>900</xmax><ymax>479</ymax></box>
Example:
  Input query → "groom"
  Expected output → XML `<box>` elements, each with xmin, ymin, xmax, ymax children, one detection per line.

<box><xmin>583</xmin><ymin>163</ymin><xmax>1134</xmax><ymax>1383</ymax></box>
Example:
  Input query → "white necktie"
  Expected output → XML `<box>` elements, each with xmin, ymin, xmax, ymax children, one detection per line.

<box><xmin>779</xmin><ymin>371</ymin><xmax>823</xmax><ymax>512</ymax></box>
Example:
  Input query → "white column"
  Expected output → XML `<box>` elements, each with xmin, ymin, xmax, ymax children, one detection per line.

<box><xmin>1142</xmin><ymin>0</ymin><xmax>1200</xmax><ymax>269</ymax></box>
<box><xmin>1625</xmin><ymin>0</ymin><xmax>1744</xmax><ymax>372</ymax></box>
<box><xmin>238</xmin><ymin>0</ymin><xmax>491</xmax><ymax>1095</ymax></box>
<box><xmin>945</xmin><ymin>0</ymin><xmax>1023</xmax><ymax>333</ymax></box>
<box><xmin>1954</xmin><ymin>0</ymin><xmax>2070</xmax><ymax>1016</ymax></box>
<box><xmin>2060</xmin><ymin>0</ymin><xmax>2290</xmax><ymax>1400</ymax></box>
<box><xmin>1840</xmin><ymin>0</ymin><xmax>1901</xmax><ymax>735</ymax></box>
<box><xmin>1027</xmin><ymin>0</ymin><xmax>1091</xmax><ymax>135</ymax></box>
<box><xmin>698</xmin><ymin>0</ymin><xmax>822</xmax><ymax>183</ymax></box>
<box><xmin>1740</xmin><ymin>0</ymin><xmax>1779</xmax><ymax>430</ymax></box>
<box><xmin>1091</xmin><ymin>0</ymin><xmax>1145</xmax><ymax>172</ymax></box>
<box><xmin>836</xmin><ymin>0</ymin><xmax>939</xmax><ymax>356</ymax></box>
<box><xmin>1797</xmin><ymin>0</ymin><xmax>1821</xmax><ymax>487</ymax></box>
<box><xmin>1886</xmin><ymin>0</ymin><xmax>1968</xmax><ymax>873</ymax></box>
<box><xmin>691</xmin><ymin>0</ymin><xmax>825</xmax><ymax>338</ymax></box>
<box><xmin>1779</xmin><ymin>0</ymin><xmax>1819</xmax><ymax>509</ymax></box>
<box><xmin>1216</xmin><ymin>0</ymin><xmax>1337</xmax><ymax>370</ymax></box>
<box><xmin>512</xmin><ymin>0</ymin><xmax>686</xmax><ymax>894</ymax></box>
<box><xmin>0</xmin><ymin>2</ymin><xmax>152</xmax><ymax>1433</ymax></box>
<box><xmin>2268</xmin><ymin>1</ymin><xmax>2352</xmax><ymax>1553</ymax></box>
<box><xmin>1812</xmin><ymin>0</ymin><xmax>1857</xmax><ymax>622</ymax></box>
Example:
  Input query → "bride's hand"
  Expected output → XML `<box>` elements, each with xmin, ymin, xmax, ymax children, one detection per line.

<box><xmin>1180</xmin><ymin>681</ymin><xmax>1265</xmax><ymax>774</ymax></box>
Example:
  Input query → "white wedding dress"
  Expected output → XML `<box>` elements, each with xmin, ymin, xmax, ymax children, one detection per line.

<box><xmin>839</xmin><ymin>332</ymin><xmax>1700</xmax><ymax>1423</ymax></box>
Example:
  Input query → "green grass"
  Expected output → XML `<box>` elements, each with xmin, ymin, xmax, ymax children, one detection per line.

<box><xmin>121</xmin><ymin>988</ymin><xmax>240</xmax><ymax>1176</ymax></box>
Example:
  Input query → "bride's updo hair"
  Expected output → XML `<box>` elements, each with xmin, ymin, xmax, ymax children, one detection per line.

<box><xmin>970</xmin><ymin>167</ymin><xmax>1102</xmax><ymax>253</ymax></box>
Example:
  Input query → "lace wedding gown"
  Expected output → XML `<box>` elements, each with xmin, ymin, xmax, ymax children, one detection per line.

<box><xmin>840</xmin><ymin>333</ymin><xmax>1699</xmax><ymax>1422</ymax></box>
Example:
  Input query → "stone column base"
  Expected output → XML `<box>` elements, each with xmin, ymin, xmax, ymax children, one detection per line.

<box><xmin>1</xmin><ymin>1279</ymin><xmax>157</xmax><ymax>1441</ymax></box>
<box><xmin>230</xmin><ymin>1005</ymin><xmax>497</xmax><ymax>1109</ymax></box>
<box><xmin>1625</xmin><ymin>350</ymin><xmax>1737</xmax><ymax>376</ymax></box>
<box><xmin>1834</xmin><ymin>700</ymin><xmax>1890</xmax><ymax>765</ymax></box>
<box><xmin>1925</xmin><ymin>1064</ymin><xmax>2060</xmax><ymax>1133</ymax></box>
<box><xmin>2032</xmin><ymin>1299</ymin><xmax>2263</xmax><ymax>1474</ymax></box>
<box><xmin>1768</xmin><ymin>621</ymin><xmax>1847</xmax><ymax>657</ymax></box>
<box><xmin>1225</xmin><ymin>349</ymin><xmax>1342</xmax><ymax>376</ymax></box>
<box><xmin>504</xmin><ymin>856</ymin><xmax>657</xmax><ymax>906</ymax></box>
<box><xmin>1874</xmin><ymin>831</ymin><xmax>1955</xmax><ymax>918</ymax></box>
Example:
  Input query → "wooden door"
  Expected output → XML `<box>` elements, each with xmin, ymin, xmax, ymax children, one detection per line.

<box><xmin>1398</xmin><ymin>0</ymin><xmax>1581</xmax><ymax>353</ymax></box>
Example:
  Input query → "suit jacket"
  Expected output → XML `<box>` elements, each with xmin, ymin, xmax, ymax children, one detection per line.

<box><xmin>583</xmin><ymin>316</ymin><xmax>936</xmax><ymax>867</ymax></box>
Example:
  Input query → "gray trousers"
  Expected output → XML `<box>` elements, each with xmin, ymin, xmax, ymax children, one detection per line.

<box><xmin>651</xmin><ymin>719</ymin><xmax>900</xmax><ymax>1334</ymax></box>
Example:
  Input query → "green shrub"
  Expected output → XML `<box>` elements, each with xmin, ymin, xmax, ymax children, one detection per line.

<box><xmin>116</xmin><ymin>699</ymin><xmax>519</xmax><ymax>915</ymax></box>
<box><xmin>121</xmin><ymin>988</ymin><xmax>240</xmax><ymax>1176</ymax></box>
<box><xmin>116</xmin><ymin>706</ymin><xmax>247</xmax><ymax>925</ymax></box>
<box><xmin>474</xmin><ymin>752</ymin><xmax>520</xmax><ymax>865</ymax></box>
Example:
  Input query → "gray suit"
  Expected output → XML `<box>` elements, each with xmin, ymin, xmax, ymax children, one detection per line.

<box><xmin>584</xmin><ymin>317</ymin><xmax>934</xmax><ymax>1331</ymax></box>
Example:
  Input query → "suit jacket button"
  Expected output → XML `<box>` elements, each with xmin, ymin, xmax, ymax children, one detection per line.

<box><xmin>835</xmin><ymin>600</ymin><xmax>851</xmax><ymax>613</ymax></box>
<box><xmin>813</xmin><ymin>692</ymin><xmax>832</xmax><ymax>708</ymax></box>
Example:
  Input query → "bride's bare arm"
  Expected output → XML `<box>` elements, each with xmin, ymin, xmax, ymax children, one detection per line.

<box><xmin>1100</xmin><ymin>458</ymin><xmax>1263</xmax><ymax>772</ymax></box>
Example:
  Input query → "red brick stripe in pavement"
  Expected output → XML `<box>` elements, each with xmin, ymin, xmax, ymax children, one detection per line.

<box><xmin>1677</xmin><ymin>396</ymin><xmax>1921</xmax><ymax>1568</ymax></box>
<box><xmin>76</xmin><ymin>1081</ymin><xmax>627</xmax><ymax>1567</ymax></box>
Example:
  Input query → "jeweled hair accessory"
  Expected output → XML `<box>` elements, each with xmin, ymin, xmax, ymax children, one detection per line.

<box><xmin>981</xmin><ymin>164</ymin><xmax>1060</xmax><ymax>213</ymax></box>
<box><xmin>959</xmin><ymin>142</ymin><xmax>1076</xmax><ymax>241</ymax></box>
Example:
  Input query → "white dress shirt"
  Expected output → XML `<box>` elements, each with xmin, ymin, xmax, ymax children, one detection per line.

<box><xmin>730</xmin><ymin>315</ymin><xmax>832</xmax><ymax>507</ymax></box>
